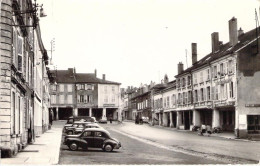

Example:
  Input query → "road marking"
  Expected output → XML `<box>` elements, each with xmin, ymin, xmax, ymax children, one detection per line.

<box><xmin>110</xmin><ymin>128</ymin><xmax>258</xmax><ymax>164</ymax></box>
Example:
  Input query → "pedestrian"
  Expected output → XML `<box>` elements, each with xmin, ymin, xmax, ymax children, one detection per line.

<box><xmin>110</xmin><ymin>116</ymin><xmax>112</xmax><ymax>124</ymax></box>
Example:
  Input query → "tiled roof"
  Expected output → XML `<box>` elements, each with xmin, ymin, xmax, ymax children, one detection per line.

<box><xmin>176</xmin><ymin>27</ymin><xmax>260</xmax><ymax>77</ymax></box>
<box><xmin>50</xmin><ymin>69</ymin><xmax>121</xmax><ymax>85</ymax></box>
<box><xmin>50</xmin><ymin>69</ymin><xmax>75</xmax><ymax>83</ymax></box>
<box><xmin>75</xmin><ymin>73</ymin><xmax>120</xmax><ymax>85</ymax></box>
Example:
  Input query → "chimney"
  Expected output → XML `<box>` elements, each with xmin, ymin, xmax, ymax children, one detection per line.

<box><xmin>94</xmin><ymin>69</ymin><xmax>97</xmax><ymax>77</ymax></box>
<box><xmin>102</xmin><ymin>74</ymin><xmax>105</xmax><ymax>80</ymax></box>
<box><xmin>73</xmin><ymin>67</ymin><xmax>76</xmax><ymax>74</ymax></box>
<box><xmin>211</xmin><ymin>32</ymin><xmax>219</xmax><ymax>53</ymax></box>
<box><xmin>178</xmin><ymin>62</ymin><xmax>184</xmax><ymax>74</ymax></box>
<box><xmin>192</xmin><ymin>43</ymin><xmax>197</xmax><ymax>65</ymax></box>
<box><xmin>238</xmin><ymin>27</ymin><xmax>244</xmax><ymax>36</ymax></box>
<box><xmin>229</xmin><ymin>17</ymin><xmax>238</xmax><ymax>46</ymax></box>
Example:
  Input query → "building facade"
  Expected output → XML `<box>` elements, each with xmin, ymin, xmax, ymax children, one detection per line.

<box><xmin>148</xmin><ymin>17</ymin><xmax>260</xmax><ymax>138</ymax></box>
<box><xmin>0</xmin><ymin>0</ymin><xmax>51</xmax><ymax>157</ymax></box>
<box><xmin>49</xmin><ymin>69</ymin><xmax>121</xmax><ymax>121</ymax></box>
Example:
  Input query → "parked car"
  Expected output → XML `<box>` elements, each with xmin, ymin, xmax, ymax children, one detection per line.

<box><xmin>63</xmin><ymin>128</ymin><xmax>121</xmax><ymax>152</ymax></box>
<box><xmin>98</xmin><ymin>119</ymin><xmax>108</xmax><ymax>124</ymax></box>
<box><xmin>91</xmin><ymin>117</ymin><xmax>98</xmax><ymax>123</ymax></box>
<box><xmin>66</xmin><ymin>116</ymin><xmax>95</xmax><ymax>125</ymax></box>
<box><xmin>142</xmin><ymin>117</ymin><xmax>149</xmax><ymax>123</ymax></box>
<box><xmin>63</xmin><ymin>121</ymin><xmax>93</xmax><ymax>134</ymax></box>
<box><xmin>69</xmin><ymin>123</ymin><xmax>102</xmax><ymax>135</ymax></box>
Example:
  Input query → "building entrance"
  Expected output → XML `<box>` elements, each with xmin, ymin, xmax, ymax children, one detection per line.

<box><xmin>78</xmin><ymin>108</ymin><xmax>89</xmax><ymax>116</ymax></box>
<box><xmin>58</xmin><ymin>107</ymin><xmax>73</xmax><ymax>120</ymax></box>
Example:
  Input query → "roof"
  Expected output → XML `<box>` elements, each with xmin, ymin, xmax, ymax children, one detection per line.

<box><xmin>176</xmin><ymin>27</ymin><xmax>260</xmax><ymax>77</ymax></box>
<box><xmin>76</xmin><ymin>73</ymin><xmax>120</xmax><ymax>85</ymax></box>
<box><xmin>50</xmin><ymin>69</ymin><xmax>121</xmax><ymax>85</ymax></box>
<box><xmin>50</xmin><ymin>69</ymin><xmax>75</xmax><ymax>83</ymax></box>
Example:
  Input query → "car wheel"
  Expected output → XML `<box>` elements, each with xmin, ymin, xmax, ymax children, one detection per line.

<box><xmin>67</xmin><ymin>131</ymin><xmax>73</xmax><ymax>135</ymax></box>
<box><xmin>103</xmin><ymin>144</ymin><xmax>113</xmax><ymax>152</ymax></box>
<box><xmin>69</xmin><ymin>142</ymin><xmax>78</xmax><ymax>151</ymax></box>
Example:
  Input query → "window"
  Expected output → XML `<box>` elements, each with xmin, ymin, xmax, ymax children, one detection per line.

<box><xmin>188</xmin><ymin>91</ymin><xmax>192</xmax><ymax>103</ymax></box>
<box><xmin>86</xmin><ymin>84</ymin><xmax>92</xmax><ymax>90</ymax></box>
<box><xmin>17</xmin><ymin>36</ymin><xmax>23</xmax><ymax>73</ymax></box>
<box><xmin>194</xmin><ymin>90</ymin><xmax>198</xmax><ymax>103</ymax></box>
<box><xmin>112</xmin><ymin>95</ymin><xmax>115</xmax><ymax>102</ymax></box>
<box><xmin>211</xmin><ymin>87</ymin><xmax>215</xmax><ymax>100</ymax></box>
<box><xmin>215</xmin><ymin>86</ymin><xmax>219</xmax><ymax>100</ymax></box>
<box><xmin>247</xmin><ymin>115</ymin><xmax>260</xmax><ymax>133</ymax></box>
<box><xmin>167</xmin><ymin>96</ymin><xmax>170</xmax><ymax>107</ymax></box>
<box><xmin>183</xmin><ymin>92</ymin><xmax>187</xmax><ymax>104</ymax></box>
<box><xmin>180</xmin><ymin>93</ymin><xmax>183</xmax><ymax>104</ymax></box>
<box><xmin>223</xmin><ymin>62</ymin><xmax>227</xmax><ymax>74</ymax></box>
<box><xmin>228</xmin><ymin>60</ymin><xmax>233</xmax><ymax>74</ymax></box>
<box><xmin>171</xmin><ymin>94</ymin><xmax>176</xmax><ymax>106</ymax></box>
<box><xmin>11</xmin><ymin>92</ymin><xmax>15</xmax><ymax>134</ymax></box>
<box><xmin>59</xmin><ymin>84</ymin><xmax>64</xmax><ymax>92</ymax></box>
<box><xmin>112</xmin><ymin>86</ymin><xmax>115</xmax><ymax>93</ymax></box>
<box><xmin>206</xmin><ymin>69</ymin><xmax>210</xmax><ymax>80</ymax></box>
<box><xmin>229</xmin><ymin>82</ymin><xmax>234</xmax><ymax>98</ymax></box>
<box><xmin>83</xmin><ymin>131</ymin><xmax>92</xmax><ymax>137</ymax></box>
<box><xmin>67</xmin><ymin>95</ymin><xmax>72</xmax><ymax>104</ymax></box>
<box><xmin>52</xmin><ymin>84</ymin><xmax>57</xmax><ymax>91</ymax></box>
<box><xmin>200</xmin><ymin>72</ymin><xmax>203</xmax><ymax>83</ymax></box>
<box><xmin>187</xmin><ymin>76</ymin><xmax>191</xmax><ymax>85</ymax></box>
<box><xmin>213</xmin><ymin>66</ymin><xmax>217</xmax><ymax>78</ymax></box>
<box><xmin>12</xmin><ymin>28</ymin><xmax>17</xmax><ymax>66</ymax></box>
<box><xmin>104</xmin><ymin>95</ymin><xmax>108</xmax><ymax>103</ymax></box>
<box><xmin>80</xmin><ymin>84</ymin><xmax>85</xmax><ymax>90</ymax></box>
<box><xmin>67</xmin><ymin>84</ymin><xmax>72</xmax><ymax>92</ymax></box>
<box><xmin>95</xmin><ymin>132</ymin><xmax>102</xmax><ymax>137</ymax></box>
<box><xmin>80</xmin><ymin>95</ymin><xmax>84</xmax><ymax>103</ymax></box>
<box><xmin>60</xmin><ymin>95</ymin><xmax>64</xmax><ymax>104</ymax></box>
<box><xmin>51</xmin><ymin>95</ymin><xmax>56</xmax><ymax>104</ymax></box>
<box><xmin>104</xmin><ymin>86</ymin><xmax>107</xmax><ymax>93</ymax></box>
<box><xmin>182</xmin><ymin>78</ymin><xmax>186</xmax><ymax>87</ymax></box>
<box><xmin>207</xmin><ymin>86</ymin><xmax>210</xmax><ymax>100</ymax></box>
<box><xmin>193</xmin><ymin>73</ymin><xmax>197</xmax><ymax>84</ymax></box>
<box><xmin>220</xmin><ymin>63</ymin><xmax>224</xmax><ymax>75</ymax></box>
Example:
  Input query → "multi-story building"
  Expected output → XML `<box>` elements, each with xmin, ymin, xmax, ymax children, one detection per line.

<box><xmin>161</xmin><ymin>17</ymin><xmax>260</xmax><ymax>138</ymax></box>
<box><xmin>131</xmin><ymin>84</ymin><xmax>152</xmax><ymax>121</ymax></box>
<box><xmin>49</xmin><ymin>69</ymin><xmax>121</xmax><ymax>121</ymax></box>
<box><xmin>0</xmin><ymin>0</ymin><xmax>50</xmax><ymax>157</ymax></box>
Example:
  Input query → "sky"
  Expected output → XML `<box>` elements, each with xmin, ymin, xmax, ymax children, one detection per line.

<box><xmin>37</xmin><ymin>0</ymin><xmax>260</xmax><ymax>88</ymax></box>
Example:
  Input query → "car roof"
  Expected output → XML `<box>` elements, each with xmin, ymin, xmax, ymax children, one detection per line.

<box><xmin>73</xmin><ymin>121</ymin><xmax>93</xmax><ymax>124</ymax></box>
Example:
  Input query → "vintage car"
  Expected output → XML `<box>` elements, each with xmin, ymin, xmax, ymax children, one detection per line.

<box><xmin>63</xmin><ymin>121</ymin><xmax>93</xmax><ymax>134</ymax></box>
<box><xmin>66</xmin><ymin>116</ymin><xmax>95</xmax><ymax>125</ymax></box>
<box><xmin>67</xmin><ymin>123</ymin><xmax>102</xmax><ymax>135</ymax></box>
<box><xmin>63</xmin><ymin>128</ymin><xmax>121</xmax><ymax>152</ymax></box>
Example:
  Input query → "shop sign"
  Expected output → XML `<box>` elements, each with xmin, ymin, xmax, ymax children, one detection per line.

<box><xmin>215</xmin><ymin>101</ymin><xmax>235</xmax><ymax>107</ymax></box>
<box><xmin>245</xmin><ymin>104</ymin><xmax>260</xmax><ymax>107</ymax></box>
<box><xmin>103</xmin><ymin>104</ymin><xmax>115</xmax><ymax>107</ymax></box>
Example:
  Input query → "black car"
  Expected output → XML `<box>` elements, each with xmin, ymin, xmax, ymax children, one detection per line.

<box><xmin>63</xmin><ymin>128</ymin><xmax>121</xmax><ymax>152</ymax></box>
<box><xmin>66</xmin><ymin>116</ymin><xmax>95</xmax><ymax>124</ymax></box>
<box><xmin>66</xmin><ymin>123</ymin><xmax>102</xmax><ymax>135</ymax></box>
<box><xmin>63</xmin><ymin>121</ymin><xmax>93</xmax><ymax>135</ymax></box>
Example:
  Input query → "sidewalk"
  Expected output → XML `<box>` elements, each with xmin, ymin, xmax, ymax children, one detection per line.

<box><xmin>1</xmin><ymin>121</ymin><xmax>64</xmax><ymax>165</ymax></box>
<box><xmin>123</xmin><ymin>120</ymin><xmax>245</xmax><ymax>141</ymax></box>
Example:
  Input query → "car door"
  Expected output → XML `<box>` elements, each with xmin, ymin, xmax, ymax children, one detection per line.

<box><xmin>81</xmin><ymin>131</ymin><xmax>94</xmax><ymax>148</ymax></box>
<box><xmin>93</xmin><ymin>131</ymin><xmax>106</xmax><ymax>148</ymax></box>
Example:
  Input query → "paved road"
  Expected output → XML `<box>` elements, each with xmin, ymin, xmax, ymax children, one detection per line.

<box><xmin>110</xmin><ymin>121</ymin><xmax>260</xmax><ymax>164</ymax></box>
<box><xmin>59</xmin><ymin>124</ymin><xmax>223</xmax><ymax>164</ymax></box>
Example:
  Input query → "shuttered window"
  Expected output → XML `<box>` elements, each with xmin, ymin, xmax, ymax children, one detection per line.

<box><xmin>17</xmin><ymin>36</ymin><xmax>23</xmax><ymax>72</ymax></box>
<box><xmin>12</xmin><ymin>28</ymin><xmax>17</xmax><ymax>66</ymax></box>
